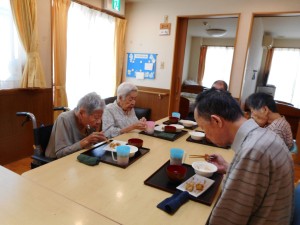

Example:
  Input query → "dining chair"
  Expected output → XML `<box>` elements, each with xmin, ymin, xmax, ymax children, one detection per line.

<box><xmin>292</xmin><ymin>180</ymin><xmax>300</xmax><ymax>225</ymax></box>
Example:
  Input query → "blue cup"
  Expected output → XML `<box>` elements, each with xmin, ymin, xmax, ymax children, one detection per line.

<box><xmin>116</xmin><ymin>145</ymin><xmax>130</xmax><ymax>165</ymax></box>
<box><xmin>172</xmin><ymin>112</ymin><xmax>181</xmax><ymax>119</ymax></box>
<box><xmin>170</xmin><ymin>148</ymin><xmax>185</xmax><ymax>165</ymax></box>
<box><xmin>116</xmin><ymin>145</ymin><xmax>130</xmax><ymax>156</ymax></box>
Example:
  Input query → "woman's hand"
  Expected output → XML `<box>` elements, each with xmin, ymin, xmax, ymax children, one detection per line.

<box><xmin>139</xmin><ymin>117</ymin><xmax>147</xmax><ymax>123</ymax></box>
<box><xmin>133</xmin><ymin>120</ymin><xmax>147</xmax><ymax>130</ymax></box>
<box><xmin>80</xmin><ymin>131</ymin><xmax>107</xmax><ymax>148</ymax></box>
<box><xmin>205</xmin><ymin>154</ymin><xmax>228</xmax><ymax>174</ymax></box>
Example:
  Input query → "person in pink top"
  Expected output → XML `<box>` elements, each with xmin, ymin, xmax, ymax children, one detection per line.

<box><xmin>246</xmin><ymin>92</ymin><xmax>293</xmax><ymax>149</ymax></box>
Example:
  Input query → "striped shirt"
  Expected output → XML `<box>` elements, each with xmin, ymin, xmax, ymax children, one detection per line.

<box><xmin>209</xmin><ymin>119</ymin><xmax>294</xmax><ymax>225</ymax></box>
<box><xmin>102</xmin><ymin>101</ymin><xmax>138</xmax><ymax>138</ymax></box>
<box><xmin>267</xmin><ymin>116</ymin><xmax>293</xmax><ymax>149</ymax></box>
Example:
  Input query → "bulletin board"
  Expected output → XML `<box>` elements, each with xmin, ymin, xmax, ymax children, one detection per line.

<box><xmin>126</xmin><ymin>53</ymin><xmax>157</xmax><ymax>80</ymax></box>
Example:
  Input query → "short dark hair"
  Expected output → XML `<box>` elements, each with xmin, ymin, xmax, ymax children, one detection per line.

<box><xmin>195</xmin><ymin>89</ymin><xmax>243</xmax><ymax>122</ymax></box>
<box><xmin>245</xmin><ymin>92</ymin><xmax>277</xmax><ymax>113</ymax></box>
<box><xmin>212</xmin><ymin>80</ymin><xmax>228</xmax><ymax>91</ymax></box>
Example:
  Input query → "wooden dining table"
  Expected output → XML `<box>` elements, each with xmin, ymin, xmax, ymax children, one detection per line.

<box><xmin>22</xmin><ymin>118</ymin><xmax>235</xmax><ymax>225</ymax></box>
<box><xmin>0</xmin><ymin>165</ymin><xmax>120</xmax><ymax>225</ymax></box>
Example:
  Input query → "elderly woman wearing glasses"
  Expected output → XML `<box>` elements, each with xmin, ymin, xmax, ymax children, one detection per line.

<box><xmin>45</xmin><ymin>92</ymin><xmax>107</xmax><ymax>159</ymax></box>
<box><xmin>102</xmin><ymin>82</ymin><xmax>147</xmax><ymax>138</ymax></box>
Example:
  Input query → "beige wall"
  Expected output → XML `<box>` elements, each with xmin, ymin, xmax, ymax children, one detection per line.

<box><xmin>124</xmin><ymin>0</ymin><xmax>300</xmax><ymax>98</ymax></box>
<box><xmin>36</xmin><ymin>0</ymin><xmax>300</xmax><ymax>97</ymax></box>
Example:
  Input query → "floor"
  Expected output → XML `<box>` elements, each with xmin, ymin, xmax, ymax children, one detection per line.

<box><xmin>3</xmin><ymin>156</ymin><xmax>300</xmax><ymax>183</ymax></box>
<box><xmin>3</xmin><ymin>157</ymin><xmax>32</xmax><ymax>175</ymax></box>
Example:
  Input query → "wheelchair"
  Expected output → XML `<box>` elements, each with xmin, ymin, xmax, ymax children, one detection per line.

<box><xmin>16</xmin><ymin>107</ymin><xmax>69</xmax><ymax>169</ymax></box>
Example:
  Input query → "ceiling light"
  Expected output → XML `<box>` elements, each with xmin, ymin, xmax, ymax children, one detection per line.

<box><xmin>206</xmin><ymin>28</ymin><xmax>227</xmax><ymax>37</ymax></box>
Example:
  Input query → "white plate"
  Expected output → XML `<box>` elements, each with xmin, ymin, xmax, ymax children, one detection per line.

<box><xmin>103</xmin><ymin>140</ymin><xmax>127</xmax><ymax>151</ymax></box>
<box><xmin>179</xmin><ymin>120</ymin><xmax>197</xmax><ymax>127</ymax></box>
<box><xmin>154</xmin><ymin>124</ymin><xmax>184</xmax><ymax>132</ymax></box>
<box><xmin>103</xmin><ymin>140</ymin><xmax>138</xmax><ymax>157</ymax></box>
<box><xmin>176</xmin><ymin>174</ymin><xmax>215</xmax><ymax>197</ymax></box>
<box><xmin>154</xmin><ymin>124</ymin><xmax>165</xmax><ymax>132</ymax></box>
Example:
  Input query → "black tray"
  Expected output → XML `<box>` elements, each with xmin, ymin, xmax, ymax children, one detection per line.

<box><xmin>163</xmin><ymin>119</ymin><xmax>179</xmax><ymax>125</ymax></box>
<box><xmin>163</xmin><ymin>120</ymin><xmax>197</xmax><ymax>130</ymax></box>
<box><xmin>140</xmin><ymin>130</ymin><xmax>188</xmax><ymax>142</ymax></box>
<box><xmin>186</xmin><ymin>136</ymin><xmax>230</xmax><ymax>149</ymax></box>
<box><xmin>82</xmin><ymin>142</ymin><xmax>150</xmax><ymax>169</ymax></box>
<box><xmin>144</xmin><ymin>161</ymin><xmax>223</xmax><ymax>206</ymax></box>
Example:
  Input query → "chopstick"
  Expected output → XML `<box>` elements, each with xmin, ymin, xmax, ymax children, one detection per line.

<box><xmin>103</xmin><ymin>139</ymin><xmax>113</xmax><ymax>144</ymax></box>
<box><xmin>189</xmin><ymin>155</ymin><xmax>207</xmax><ymax>158</ymax></box>
<box><xmin>189</xmin><ymin>154</ymin><xmax>216</xmax><ymax>160</ymax></box>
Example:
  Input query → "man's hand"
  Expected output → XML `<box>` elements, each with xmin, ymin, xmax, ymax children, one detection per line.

<box><xmin>81</xmin><ymin>132</ymin><xmax>107</xmax><ymax>148</ymax></box>
<box><xmin>205</xmin><ymin>154</ymin><xmax>229</xmax><ymax>174</ymax></box>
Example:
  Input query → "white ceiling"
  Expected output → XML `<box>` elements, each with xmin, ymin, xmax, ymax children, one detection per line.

<box><xmin>187</xmin><ymin>16</ymin><xmax>300</xmax><ymax>39</ymax></box>
<box><xmin>124</xmin><ymin>0</ymin><xmax>300</xmax><ymax>39</ymax></box>
<box><xmin>188</xmin><ymin>16</ymin><xmax>300</xmax><ymax>39</ymax></box>
<box><xmin>260</xmin><ymin>16</ymin><xmax>300</xmax><ymax>39</ymax></box>
<box><xmin>187</xmin><ymin>18</ymin><xmax>238</xmax><ymax>38</ymax></box>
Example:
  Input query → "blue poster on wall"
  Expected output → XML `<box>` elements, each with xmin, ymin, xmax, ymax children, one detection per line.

<box><xmin>126</xmin><ymin>53</ymin><xmax>157</xmax><ymax>80</ymax></box>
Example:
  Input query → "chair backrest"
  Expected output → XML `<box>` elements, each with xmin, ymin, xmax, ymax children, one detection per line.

<box><xmin>37</xmin><ymin>125</ymin><xmax>53</xmax><ymax>153</ymax></box>
<box><xmin>104</xmin><ymin>96</ymin><xmax>117</xmax><ymax>105</ymax></box>
<box><xmin>276</xmin><ymin>103</ymin><xmax>300</xmax><ymax>139</ymax></box>
<box><xmin>292</xmin><ymin>181</ymin><xmax>300</xmax><ymax>225</ymax></box>
<box><xmin>275</xmin><ymin>100</ymin><xmax>294</xmax><ymax>107</ymax></box>
<box><xmin>104</xmin><ymin>96</ymin><xmax>151</xmax><ymax>120</ymax></box>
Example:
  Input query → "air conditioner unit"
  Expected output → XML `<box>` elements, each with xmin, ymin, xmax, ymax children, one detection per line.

<box><xmin>262</xmin><ymin>35</ymin><xmax>274</xmax><ymax>49</ymax></box>
<box><xmin>103</xmin><ymin>0</ymin><xmax>125</xmax><ymax>16</ymax></box>
<box><xmin>256</xmin><ymin>85</ymin><xmax>276</xmax><ymax>97</ymax></box>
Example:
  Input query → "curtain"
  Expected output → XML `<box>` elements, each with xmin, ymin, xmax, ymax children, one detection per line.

<box><xmin>66</xmin><ymin>2</ymin><xmax>116</xmax><ymax>109</ymax></box>
<box><xmin>267</xmin><ymin>48</ymin><xmax>300</xmax><ymax>108</ymax></box>
<box><xmin>201</xmin><ymin>46</ymin><xmax>234</xmax><ymax>88</ymax></box>
<box><xmin>0</xmin><ymin>0</ymin><xmax>26</xmax><ymax>89</ymax></box>
<box><xmin>52</xmin><ymin>0</ymin><xmax>71</xmax><ymax>120</ymax></box>
<box><xmin>114</xmin><ymin>17</ymin><xmax>127</xmax><ymax>95</ymax></box>
<box><xmin>10</xmin><ymin>0</ymin><xmax>46</xmax><ymax>88</ymax></box>
<box><xmin>262</xmin><ymin>47</ymin><xmax>274</xmax><ymax>86</ymax></box>
<box><xmin>197</xmin><ymin>46</ymin><xmax>207</xmax><ymax>84</ymax></box>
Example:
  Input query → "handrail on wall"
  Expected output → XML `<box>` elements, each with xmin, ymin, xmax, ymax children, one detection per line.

<box><xmin>138</xmin><ymin>90</ymin><xmax>169</xmax><ymax>99</ymax></box>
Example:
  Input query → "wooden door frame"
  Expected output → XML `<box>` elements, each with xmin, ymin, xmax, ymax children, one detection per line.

<box><xmin>169</xmin><ymin>17</ymin><xmax>188</xmax><ymax>115</ymax></box>
<box><xmin>169</xmin><ymin>14</ymin><xmax>240</xmax><ymax>114</ymax></box>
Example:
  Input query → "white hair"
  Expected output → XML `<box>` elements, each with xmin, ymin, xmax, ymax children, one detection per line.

<box><xmin>75</xmin><ymin>92</ymin><xmax>105</xmax><ymax>115</ymax></box>
<box><xmin>117</xmin><ymin>82</ymin><xmax>138</xmax><ymax>100</ymax></box>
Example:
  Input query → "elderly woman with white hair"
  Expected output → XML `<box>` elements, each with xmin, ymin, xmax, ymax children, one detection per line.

<box><xmin>45</xmin><ymin>92</ymin><xmax>107</xmax><ymax>159</ymax></box>
<box><xmin>102</xmin><ymin>82</ymin><xmax>147</xmax><ymax>138</ymax></box>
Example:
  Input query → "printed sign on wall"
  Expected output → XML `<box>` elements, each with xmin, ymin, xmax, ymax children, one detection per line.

<box><xmin>126</xmin><ymin>53</ymin><xmax>157</xmax><ymax>80</ymax></box>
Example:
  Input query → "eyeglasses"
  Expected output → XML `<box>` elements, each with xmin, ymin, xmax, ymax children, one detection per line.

<box><xmin>89</xmin><ymin>113</ymin><xmax>102</xmax><ymax>123</ymax></box>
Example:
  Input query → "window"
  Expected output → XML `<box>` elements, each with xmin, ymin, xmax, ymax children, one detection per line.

<box><xmin>201</xmin><ymin>46</ymin><xmax>233</xmax><ymax>88</ymax></box>
<box><xmin>267</xmin><ymin>48</ymin><xmax>300</xmax><ymax>108</ymax></box>
<box><xmin>66</xmin><ymin>2</ymin><xmax>116</xmax><ymax>109</ymax></box>
<box><xmin>0</xmin><ymin>0</ymin><xmax>26</xmax><ymax>89</ymax></box>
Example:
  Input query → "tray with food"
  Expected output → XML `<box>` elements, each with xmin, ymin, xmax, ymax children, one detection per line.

<box><xmin>82</xmin><ymin>140</ymin><xmax>150</xmax><ymax>168</ymax></box>
<box><xmin>140</xmin><ymin>125</ymin><xmax>188</xmax><ymax>142</ymax></box>
<box><xmin>144</xmin><ymin>160</ymin><xmax>223</xmax><ymax>205</ymax></box>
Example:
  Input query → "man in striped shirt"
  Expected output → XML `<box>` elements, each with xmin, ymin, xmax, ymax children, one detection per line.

<box><xmin>194</xmin><ymin>89</ymin><xmax>294</xmax><ymax>225</ymax></box>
